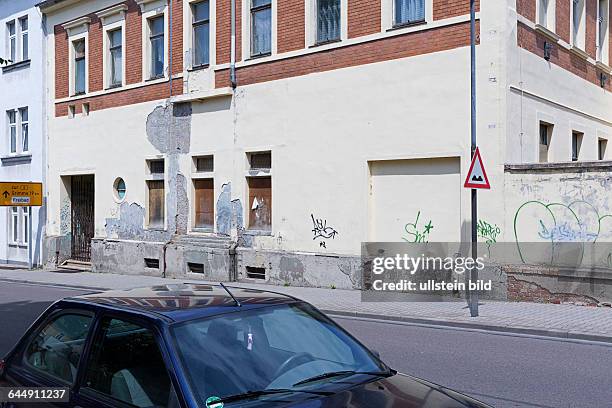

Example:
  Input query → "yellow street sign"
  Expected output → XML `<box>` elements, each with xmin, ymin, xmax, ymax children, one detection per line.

<box><xmin>0</xmin><ymin>182</ymin><xmax>43</xmax><ymax>207</ymax></box>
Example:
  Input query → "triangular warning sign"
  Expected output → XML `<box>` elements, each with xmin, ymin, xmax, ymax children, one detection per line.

<box><xmin>464</xmin><ymin>147</ymin><xmax>491</xmax><ymax>189</ymax></box>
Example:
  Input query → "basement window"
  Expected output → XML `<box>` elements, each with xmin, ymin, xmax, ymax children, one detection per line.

<box><xmin>144</xmin><ymin>258</ymin><xmax>160</xmax><ymax>268</ymax></box>
<box><xmin>188</xmin><ymin>262</ymin><xmax>205</xmax><ymax>274</ymax></box>
<box><xmin>246</xmin><ymin>266</ymin><xmax>266</xmax><ymax>280</ymax></box>
<box><xmin>248</xmin><ymin>151</ymin><xmax>271</xmax><ymax>170</ymax></box>
<box><xmin>148</xmin><ymin>159</ymin><xmax>165</xmax><ymax>174</ymax></box>
<box><xmin>194</xmin><ymin>155</ymin><xmax>214</xmax><ymax>172</ymax></box>
<box><xmin>599</xmin><ymin>138</ymin><xmax>608</xmax><ymax>160</ymax></box>
<box><xmin>571</xmin><ymin>131</ymin><xmax>583</xmax><ymax>161</ymax></box>
<box><xmin>539</xmin><ymin>122</ymin><xmax>552</xmax><ymax>163</ymax></box>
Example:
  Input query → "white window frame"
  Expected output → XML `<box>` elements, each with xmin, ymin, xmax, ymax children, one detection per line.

<box><xmin>138</xmin><ymin>0</ymin><xmax>169</xmax><ymax>81</ymax></box>
<box><xmin>536</xmin><ymin>0</ymin><xmax>556</xmax><ymax>32</ymax></box>
<box><xmin>305</xmin><ymin>0</ymin><xmax>347</xmax><ymax>47</ymax></box>
<box><xmin>184</xmin><ymin>0</ymin><xmax>217</xmax><ymax>70</ymax></box>
<box><xmin>10</xmin><ymin>207</ymin><xmax>19</xmax><ymax>245</ymax></box>
<box><xmin>6</xmin><ymin>107</ymin><xmax>27</xmax><ymax>155</ymax></box>
<box><xmin>7</xmin><ymin>109</ymin><xmax>17</xmax><ymax>154</ymax></box>
<box><xmin>571</xmin><ymin>0</ymin><xmax>587</xmax><ymax>50</ymax></box>
<box><xmin>242</xmin><ymin>0</ymin><xmax>277</xmax><ymax>58</ymax></box>
<box><xmin>62</xmin><ymin>17</ymin><xmax>90</xmax><ymax>96</ymax></box>
<box><xmin>19</xmin><ymin>107</ymin><xmax>28</xmax><ymax>153</ymax></box>
<box><xmin>6</xmin><ymin>20</ymin><xmax>16</xmax><ymax>62</ymax></box>
<box><xmin>22</xmin><ymin>207</ymin><xmax>29</xmax><ymax>245</ymax></box>
<box><xmin>97</xmin><ymin>5</ymin><xmax>127</xmax><ymax>89</ymax></box>
<box><xmin>597</xmin><ymin>0</ymin><xmax>609</xmax><ymax>64</ymax></box>
<box><xmin>19</xmin><ymin>16</ymin><xmax>28</xmax><ymax>61</ymax></box>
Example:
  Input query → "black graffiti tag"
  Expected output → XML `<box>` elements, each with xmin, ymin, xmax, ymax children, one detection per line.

<box><xmin>311</xmin><ymin>214</ymin><xmax>339</xmax><ymax>241</ymax></box>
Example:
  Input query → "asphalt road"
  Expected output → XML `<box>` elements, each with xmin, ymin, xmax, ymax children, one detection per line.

<box><xmin>0</xmin><ymin>281</ymin><xmax>610</xmax><ymax>408</ymax></box>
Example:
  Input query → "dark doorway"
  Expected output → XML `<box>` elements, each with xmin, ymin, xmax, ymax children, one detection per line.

<box><xmin>71</xmin><ymin>175</ymin><xmax>94</xmax><ymax>261</ymax></box>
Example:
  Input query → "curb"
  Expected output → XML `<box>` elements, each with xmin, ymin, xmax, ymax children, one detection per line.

<box><xmin>2</xmin><ymin>277</ymin><xmax>612</xmax><ymax>344</ymax></box>
<box><xmin>322</xmin><ymin>309</ymin><xmax>612</xmax><ymax>344</ymax></box>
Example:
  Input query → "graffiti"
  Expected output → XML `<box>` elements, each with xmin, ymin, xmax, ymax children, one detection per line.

<box><xmin>311</xmin><ymin>214</ymin><xmax>338</xmax><ymax>248</ymax></box>
<box><xmin>402</xmin><ymin>211</ymin><xmax>434</xmax><ymax>243</ymax></box>
<box><xmin>477</xmin><ymin>219</ymin><xmax>501</xmax><ymax>244</ymax></box>
<box><xmin>514</xmin><ymin>200</ymin><xmax>612</xmax><ymax>264</ymax></box>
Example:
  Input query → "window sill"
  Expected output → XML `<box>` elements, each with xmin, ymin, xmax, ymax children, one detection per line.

<box><xmin>534</xmin><ymin>24</ymin><xmax>560</xmax><ymax>43</ymax></box>
<box><xmin>106</xmin><ymin>83</ymin><xmax>123</xmax><ymax>90</ymax></box>
<box><xmin>243</xmin><ymin>229</ymin><xmax>272</xmax><ymax>236</ymax></box>
<box><xmin>505</xmin><ymin>160</ymin><xmax>612</xmax><ymax>173</ymax></box>
<box><xmin>387</xmin><ymin>19</ymin><xmax>426</xmax><ymax>32</ymax></box>
<box><xmin>188</xmin><ymin>64</ymin><xmax>210</xmax><ymax>72</ymax></box>
<box><xmin>570</xmin><ymin>46</ymin><xmax>590</xmax><ymax>60</ymax></box>
<box><xmin>146</xmin><ymin>75</ymin><xmax>166</xmax><ymax>82</ymax></box>
<box><xmin>72</xmin><ymin>91</ymin><xmax>86</xmax><ymax>97</ymax></box>
<box><xmin>1</xmin><ymin>154</ymin><xmax>32</xmax><ymax>166</ymax></box>
<box><xmin>247</xmin><ymin>52</ymin><xmax>271</xmax><ymax>61</ymax></box>
<box><xmin>2</xmin><ymin>59</ymin><xmax>30</xmax><ymax>73</ymax></box>
<box><xmin>192</xmin><ymin>227</ymin><xmax>214</xmax><ymax>233</ymax></box>
<box><xmin>310</xmin><ymin>39</ymin><xmax>342</xmax><ymax>48</ymax></box>
<box><xmin>596</xmin><ymin>60</ymin><xmax>612</xmax><ymax>74</ymax></box>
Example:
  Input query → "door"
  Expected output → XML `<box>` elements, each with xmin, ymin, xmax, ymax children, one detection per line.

<box><xmin>194</xmin><ymin>179</ymin><xmax>214</xmax><ymax>229</ymax></box>
<box><xmin>71</xmin><ymin>175</ymin><xmax>94</xmax><ymax>261</ymax></box>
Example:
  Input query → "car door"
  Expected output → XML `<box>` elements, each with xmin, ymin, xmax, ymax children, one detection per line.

<box><xmin>3</xmin><ymin>310</ymin><xmax>95</xmax><ymax>408</ymax></box>
<box><xmin>74</xmin><ymin>314</ymin><xmax>181</xmax><ymax>408</ymax></box>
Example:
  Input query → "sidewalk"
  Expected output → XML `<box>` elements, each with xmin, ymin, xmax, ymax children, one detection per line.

<box><xmin>2</xmin><ymin>268</ymin><xmax>612</xmax><ymax>343</ymax></box>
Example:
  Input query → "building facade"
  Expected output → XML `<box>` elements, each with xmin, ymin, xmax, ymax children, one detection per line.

<box><xmin>38</xmin><ymin>0</ymin><xmax>612</xmax><ymax>302</ymax></box>
<box><xmin>1</xmin><ymin>0</ymin><xmax>45</xmax><ymax>267</ymax></box>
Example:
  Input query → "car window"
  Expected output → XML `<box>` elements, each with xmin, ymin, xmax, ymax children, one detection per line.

<box><xmin>24</xmin><ymin>313</ymin><xmax>93</xmax><ymax>384</ymax></box>
<box><xmin>83</xmin><ymin>318</ymin><xmax>173</xmax><ymax>408</ymax></box>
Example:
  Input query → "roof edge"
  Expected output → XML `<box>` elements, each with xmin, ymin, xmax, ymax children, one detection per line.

<box><xmin>36</xmin><ymin>0</ymin><xmax>81</xmax><ymax>13</ymax></box>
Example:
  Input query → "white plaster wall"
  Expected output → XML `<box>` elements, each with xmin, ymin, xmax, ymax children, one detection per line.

<box><xmin>0</xmin><ymin>1</ymin><xmax>45</xmax><ymax>265</ymax></box>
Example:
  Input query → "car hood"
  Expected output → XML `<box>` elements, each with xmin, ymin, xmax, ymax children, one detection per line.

<box><xmin>228</xmin><ymin>373</ymin><xmax>491</xmax><ymax>408</ymax></box>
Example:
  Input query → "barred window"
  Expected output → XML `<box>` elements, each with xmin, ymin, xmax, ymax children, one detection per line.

<box><xmin>317</xmin><ymin>0</ymin><xmax>340</xmax><ymax>43</ymax></box>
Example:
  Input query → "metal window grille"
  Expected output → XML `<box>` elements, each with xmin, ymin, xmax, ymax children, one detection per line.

<box><xmin>317</xmin><ymin>0</ymin><xmax>340</xmax><ymax>43</ymax></box>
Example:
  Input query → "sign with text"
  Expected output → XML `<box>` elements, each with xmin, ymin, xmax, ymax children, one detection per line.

<box><xmin>0</xmin><ymin>182</ymin><xmax>43</xmax><ymax>207</ymax></box>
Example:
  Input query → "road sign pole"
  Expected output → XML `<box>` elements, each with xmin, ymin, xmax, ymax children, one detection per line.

<box><xmin>28</xmin><ymin>206</ymin><xmax>33</xmax><ymax>270</ymax></box>
<box><xmin>469</xmin><ymin>0</ymin><xmax>479</xmax><ymax>317</ymax></box>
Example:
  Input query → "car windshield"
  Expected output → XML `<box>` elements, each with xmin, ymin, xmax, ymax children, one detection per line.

<box><xmin>171</xmin><ymin>302</ymin><xmax>387</xmax><ymax>405</ymax></box>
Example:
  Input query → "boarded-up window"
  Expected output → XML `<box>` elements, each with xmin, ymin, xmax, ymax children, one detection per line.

<box><xmin>248</xmin><ymin>177</ymin><xmax>271</xmax><ymax>230</ymax></box>
<box><xmin>148</xmin><ymin>180</ymin><xmax>165</xmax><ymax>228</ymax></box>
<box><xmin>194</xmin><ymin>179</ymin><xmax>214</xmax><ymax>228</ymax></box>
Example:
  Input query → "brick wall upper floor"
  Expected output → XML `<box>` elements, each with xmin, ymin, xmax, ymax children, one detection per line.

<box><xmin>47</xmin><ymin>0</ymin><xmax>480</xmax><ymax>116</ymax></box>
<box><xmin>516</xmin><ymin>0</ymin><xmax>612</xmax><ymax>91</ymax></box>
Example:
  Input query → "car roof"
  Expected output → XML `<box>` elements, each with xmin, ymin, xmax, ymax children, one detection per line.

<box><xmin>63</xmin><ymin>283</ymin><xmax>300</xmax><ymax>323</ymax></box>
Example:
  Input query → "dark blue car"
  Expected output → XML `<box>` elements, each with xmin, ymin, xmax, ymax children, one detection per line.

<box><xmin>0</xmin><ymin>284</ymin><xmax>490</xmax><ymax>407</ymax></box>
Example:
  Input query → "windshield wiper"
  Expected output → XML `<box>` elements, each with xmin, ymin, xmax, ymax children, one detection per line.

<box><xmin>293</xmin><ymin>370</ymin><xmax>394</xmax><ymax>386</ymax></box>
<box><xmin>219</xmin><ymin>388</ymin><xmax>332</xmax><ymax>403</ymax></box>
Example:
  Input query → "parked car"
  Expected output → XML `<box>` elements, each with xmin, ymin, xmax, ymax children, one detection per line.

<box><xmin>0</xmin><ymin>284</ymin><xmax>491</xmax><ymax>407</ymax></box>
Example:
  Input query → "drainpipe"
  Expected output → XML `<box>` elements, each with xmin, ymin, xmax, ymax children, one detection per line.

<box><xmin>168</xmin><ymin>0</ymin><xmax>174</xmax><ymax>97</ymax></box>
<box><xmin>230</xmin><ymin>0</ymin><xmax>237</xmax><ymax>88</ymax></box>
<box><xmin>229</xmin><ymin>242</ymin><xmax>238</xmax><ymax>281</ymax></box>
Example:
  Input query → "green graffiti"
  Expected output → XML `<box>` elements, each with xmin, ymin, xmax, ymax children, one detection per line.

<box><xmin>477</xmin><ymin>219</ymin><xmax>501</xmax><ymax>244</ymax></box>
<box><xmin>403</xmin><ymin>211</ymin><xmax>433</xmax><ymax>243</ymax></box>
<box><xmin>513</xmin><ymin>200</ymin><xmax>612</xmax><ymax>264</ymax></box>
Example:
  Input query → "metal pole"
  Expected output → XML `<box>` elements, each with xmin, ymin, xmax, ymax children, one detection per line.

<box><xmin>469</xmin><ymin>0</ymin><xmax>479</xmax><ymax>317</ymax></box>
<box><xmin>28</xmin><ymin>206</ymin><xmax>32</xmax><ymax>269</ymax></box>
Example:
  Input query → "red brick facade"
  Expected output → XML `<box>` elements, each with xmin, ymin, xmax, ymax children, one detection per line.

<box><xmin>433</xmin><ymin>0</ymin><xmax>479</xmax><ymax>21</ymax></box>
<box><xmin>54</xmin><ymin>0</ymin><xmax>476</xmax><ymax>116</ymax></box>
<box><xmin>348</xmin><ymin>0</ymin><xmax>381</xmax><ymax>39</ymax></box>
<box><xmin>517</xmin><ymin>0</ymin><xmax>612</xmax><ymax>91</ymax></box>
<box><xmin>278</xmin><ymin>0</ymin><xmax>306</xmax><ymax>52</ymax></box>
<box><xmin>216</xmin><ymin>21</ymin><xmax>477</xmax><ymax>88</ymax></box>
